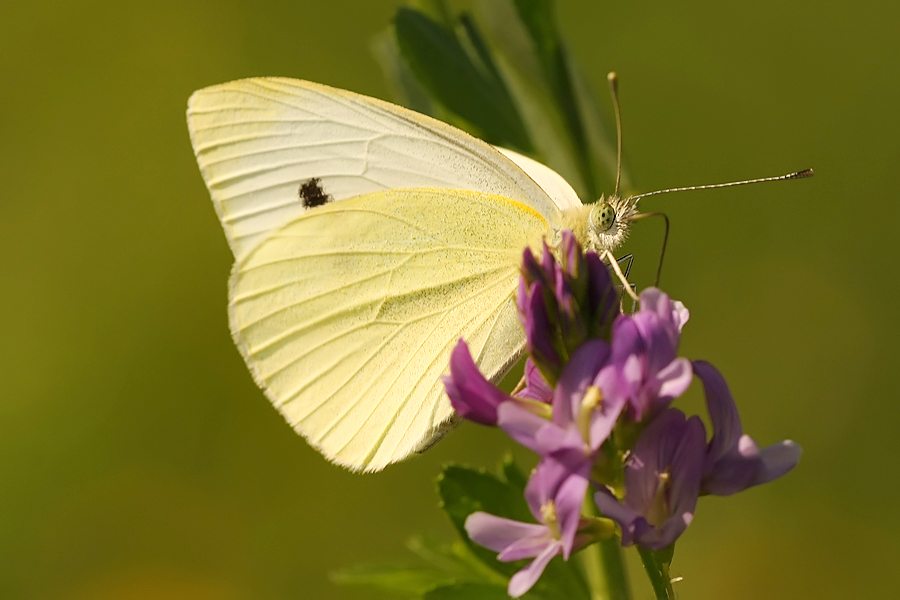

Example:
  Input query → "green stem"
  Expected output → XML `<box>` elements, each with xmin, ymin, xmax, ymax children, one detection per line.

<box><xmin>637</xmin><ymin>547</ymin><xmax>675</xmax><ymax>600</ymax></box>
<box><xmin>579</xmin><ymin>538</ymin><xmax>631</xmax><ymax>600</ymax></box>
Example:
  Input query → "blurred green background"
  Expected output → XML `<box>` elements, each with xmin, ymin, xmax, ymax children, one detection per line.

<box><xmin>2</xmin><ymin>0</ymin><xmax>898</xmax><ymax>598</ymax></box>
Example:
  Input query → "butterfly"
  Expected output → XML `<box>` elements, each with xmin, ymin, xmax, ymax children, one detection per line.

<box><xmin>186</xmin><ymin>77</ymin><xmax>810</xmax><ymax>472</ymax></box>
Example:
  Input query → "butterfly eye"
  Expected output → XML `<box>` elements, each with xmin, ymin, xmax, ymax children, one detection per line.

<box><xmin>590</xmin><ymin>203</ymin><xmax>617</xmax><ymax>233</ymax></box>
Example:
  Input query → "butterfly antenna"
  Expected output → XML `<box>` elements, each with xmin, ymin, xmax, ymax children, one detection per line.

<box><xmin>608</xmin><ymin>72</ymin><xmax>624</xmax><ymax>197</ymax></box>
<box><xmin>630</xmin><ymin>168</ymin><xmax>814</xmax><ymax>202</ymax></box>
<box><xmin>629</xmin><ymin>211</ymin><xmax>670</xmax><ymax>287</ymax></box>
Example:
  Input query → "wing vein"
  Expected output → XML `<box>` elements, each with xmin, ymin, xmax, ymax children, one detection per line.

<box><xmin>301</xmin><ymin>268</ymin><xmax>517</xmax><ymax>445</ymax></box>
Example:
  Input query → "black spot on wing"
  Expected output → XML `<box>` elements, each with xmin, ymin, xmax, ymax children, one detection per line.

<box><xmin>299</xmin><ymin>177</ymin><xmax>332</xmax><ymax>208</ymax></box>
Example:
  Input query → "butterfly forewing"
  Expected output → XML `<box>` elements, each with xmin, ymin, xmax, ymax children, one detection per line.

<box><xmin>187</xmin><ymin>77</ymin><xmax>569</xmax><ymax>261</ymax></box>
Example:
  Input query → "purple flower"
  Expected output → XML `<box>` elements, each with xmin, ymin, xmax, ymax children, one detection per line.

<box><xmin>444</xmin><ymin>341</ymin><xmax>552</xmax><ymax>427</ymax></box>
<box><xmin>518</xmin><ymin>358</ymin><xmax>553</xmax><ymax>404</ymax></box>
<box><xmin>520</xmin><ymin>276</ymin><xmax>562</xmax><ymax>375</ymax></box>
<box><xmin>599</xmin><ymin>288</ymin><xmax>693</xmax><ymax>422</ymax></box>
<box><xmin>465</xmin><ymin>457</ymin><xmax>600</xmax><ymax>597</ymax></box>
<box><xmin>497</xmin><ymin>340</ymin><xmax>624</xmax><ymax>462</ymax></box>
<box><xmin>641</xmin><ymin>287</ymin><xmax>690</xmax><ymax>334</ymax></box>
<box><xmin>444</xmin><ymin>228</ymin><xmax>801</xmax><ymax>585</ymax></box>
<box><xmin>443</xmin><ymin>340</ymin><xmax>512</xmax><ymax>425</ymax></box>
<box><xmin>518</xmin><ymin>231</ymin><xmax>618</xmax><ymax>385</ymax></box>
<box><xmin>594</xmin><ymin>409</ymin><xmax>706</xmax><ymax>550</ymax></box>
<box><xmin>693</xmin><ymin>360</ymin><xmax>802</xmax><ymax>496</ymax></box>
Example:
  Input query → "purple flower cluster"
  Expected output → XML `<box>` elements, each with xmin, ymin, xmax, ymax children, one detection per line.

<box><xmin>443</xmin><ymin>232</ymin><xmax>801</xmax><ymax>598</ymax></box>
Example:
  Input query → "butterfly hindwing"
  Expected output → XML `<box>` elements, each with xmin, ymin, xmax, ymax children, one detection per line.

<box><xmin>228</xmin><ymin>188</ymin><xmax>548</xmax><ymax>471</ymax></box>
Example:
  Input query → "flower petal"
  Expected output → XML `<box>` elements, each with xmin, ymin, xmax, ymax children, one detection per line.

<box><xmin>507</xmin><ymin>542</ymin><xmax>561</xmax><ymax>598</ymax></box>
<box><xmin>703</xmin><ymin>436</ymin><xmax>801</xmax><ymax>495</ymax></box>
<box><xmin>594</xmin><ymin>490</ymin><xmax>641</xmax><ymax>546</ymax></box>
<box><xmin>636</xmin><ymin>510</ymin><xmax>693</xmax><ymax>550</ymax></box>
<box><xmin>693</xmin><ymin>360</ymin><xmax>743</xmax><ymax>467</ymax></box>
<box><xmin>624</xmin><ymin>409</ymin><xmax>688</xmax><ymax>514</ymax></box>
<box><xmin>755</xmin><ymin>440</ymin><xmax>802</xmax><ymax>485</ymax></box>
<box><xmin>520</xmin><ymin>358</ymin><xmax>553</xmax><ymax>403</ymax></box>
<box><xmin>539</xmin><ymin>238</ymin><xmax>557</xmax><ymax>275</ymax></box>
<box><xmin>587</xmin><ymin>378</ymin><xmax>627</xmax><ymax>451</ymax></box>
<box><xmin>552</xmin><ymin>340</ymin><xmax>610</xmax><ymax>427</ymax></box>
<box><xmin>585</xmin><ymin>252</ymin><xmax>617</xmax><ymax>329</ymax></box>
<box><xmin>637</xmin><ymin>287</ymin><xmax>667</xmax><ymax>316</ymax></box>
<box><xmin>519</xmin><ymin>246</ymin><xmax>544</xmax><ymax>288</ymax></box>
<box><xmin>694</xmin><ymin>360</ymin><xmax>802</xmax><ymax>495</ymax></box>
<box><xmin>654</xmin><ymin>357</ymin><xmax>693</xmax><ymax>404</ymax></box>
<box><xmin>667</xmin><ymin>415</ymin><xmax>706</xmax><ymax>519</ymax></box>
<box><xmin>604</xmin><ymin>412</ymin><xmax>705</xmax><ymax>549</ymax></box>
<box><xmin>465</xmin><ymin>512</ymin><xmax>548</xmax><ymax>553</ymax></box>
<box><xmin>594</xmin><ymin>364</ymin><xmax>625</xmax><ymax>403</ymax></box>
<box><xmin>498</xmin><ymin>534</ymin><xmax>554</xmax><ymax>562</ymax></box>
<box><xmin>640</xmin><ymin>287</ymin><xmax>689</xmax><ymax>333</ymax></box>
<box><xmin>524</xmin><ymin>281</ymin><xmax>562</xmax><ymax>373</ymax></box>
<box><xmin>443</xmin><ymin>340</ymin><xmax>509</xmax><ymax>425</ymax></box>
<box><xmin>498</xmin><ymin>401</ymin><xmax>552</xmax><ymax>454</ymax></box>
<box><xmin>621</xmin><ymin>354</ymin><xmax>644</xmax><ymax>393</ymax></box>
<box><xmin>702</xmin><ymin>435</ymin><xmax>760</xmax><ymax>495</ymax></box>
<box><xmin>553</xmin><ymin>461</ymin><xmax>591</xmax><ymax>558</ymax></box>
<box><xmin>671</xmin><ymin>300</ymin><xmax>690</xmax><ymax>332</ymax></box>
<box><xmin>632</xmin><ymin>312</ymin><xmax>677</xmax><ymax>375</ymax></box>
<box><xmin>533</xmin><ymin>424</ymin><xmax>583</xmax><ymax>456</ymax></box>
<box><xmin>610</xmin><ymin>316</ymin><xmax>644</xmax><ymax>365</ymax></box>
<box><xmin>524</xmin><ymin>453</ymin><xmax>577</xmax><ymax>520</ymax></box>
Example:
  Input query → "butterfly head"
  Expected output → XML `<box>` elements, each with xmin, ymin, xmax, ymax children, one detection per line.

<box><xmin>584</xmin><ymin>194</ymin><xmax>639</xmax><ymax>254</ymax></box>
<box><xmin>553</xmin><ymin>195</ymin><xmax>639</xmax><ymax>255</ymax></box>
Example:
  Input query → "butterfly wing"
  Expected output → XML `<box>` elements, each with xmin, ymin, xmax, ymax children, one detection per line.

<box><xmin>496</xmin><ymin>147</ymin><xmax>583</xmax><ymax>211</ymax></box>
<box><xmin>230</xmin><ymin>188</ymin><xmax>548</xmax><ymax>471</ymax></box>
<box><xmin>187</xmin><ymin>77</ymin><xmax>575</xmax><ymax>261</ymax></box>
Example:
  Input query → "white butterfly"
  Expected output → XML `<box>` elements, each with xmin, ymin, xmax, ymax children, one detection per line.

<box><xmin>186</xmin><ymin>78</ymin><xmax>639</xmax><ymax>472</ymax></box>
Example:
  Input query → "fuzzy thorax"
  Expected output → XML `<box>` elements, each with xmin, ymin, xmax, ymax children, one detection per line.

<box><xmin>552</xmin><ymin>195</ymin><xmax>639</xmax><ymax>255</ymax></box>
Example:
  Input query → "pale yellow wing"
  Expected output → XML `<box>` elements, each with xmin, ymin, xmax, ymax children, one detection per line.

<box><xmin>187</xmin><ymin>78</ymin><xmax>568</xmax><ymax>262</ymax></box>
<box><xmin>229</xmin><ymin>188</ymin><xmax>549</xmax><ymax>471</ymax></box>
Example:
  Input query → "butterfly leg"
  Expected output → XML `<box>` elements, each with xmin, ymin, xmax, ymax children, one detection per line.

<box><xmin>625</xmin><ymin>282</ymin><xmax>639</xmax><ymax>314</ymax></box>
<box><xmin>607</xmin><ymin>252</ymin><xmax>638</xmax><ymax>313</ymax></box>
<box><xmin>619</xmin><ymin>255</ymin><xmax>639</xmax><ymax>313</ymax></box>
<box><xmin>617</xmin><ymin>253</ymin><xmax>634</xmax><ymax>279</ymax></box>
<box><xmin>604</xmin><ymin>250</ymin><xmax>639</xmax><ymax>306</ymax></box>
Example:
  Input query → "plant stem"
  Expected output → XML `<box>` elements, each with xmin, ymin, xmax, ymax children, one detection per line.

<box><xmin>579</xmin><ymin>538</ymin><xmax>631</xmax><ymax>600</ymax></box>
<box><xmin>637</xmin><ymin>546</ymin><xmax>675</xmax><ymax>600</ymax></box>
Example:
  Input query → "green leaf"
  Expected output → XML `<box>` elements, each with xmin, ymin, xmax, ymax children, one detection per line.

<box><xmin>437</xmin><ymin>465</ymin><xmax>534</xmax><ymax>564</ymax></box>
<box><xmin>500</xmin><ymin>454</ymin><xmax>529</xmax><ymax>493</ymax></box>
<box><xmin>437</xmin><ymin>464</ymin><xmax>593</xmax><ymax>600</ymax></box>
<box><xmin>371</xmin><ymin>29</ymin><xmax>439</xmax><ymax>117</ymax></box>
<box><xmin>512</xmin><ymin>0</ymin><xmax>600</xmax><ymax>198</ymax></box>
<box><xmin>332</xmin><ymin>534</ymin><xmax>511</xmax><ymax>599</ymax></box>
<box><xmin>370</xmin><ymin>29</ymin><xmax>449</xmax><ymax>122</ymax></box>
<box><xmin>423</xmin><ymin>582</ymin><xmax>512</xmax><ymax>600</ymax></box>
<box><xmin>378</xmin><ymin>1</ymin><xmax>620</xmax><ymax>202</ymax></box>
<box><xmin>393</xmin><ymin>7</ymin><xmax>532</xmax><ymax>150</ymax></box>
<box><xmin>510</xmin><ymin>0</ymin><xmax>559</xmax><ymax>75</ymax></box>
<box><xmin>457</xmin><ymin>13</ymin><xmax>507</xmax><ymax>96</ymax></box>
<box><xmin>405</xmin><ymin>535</ymin><xmax>505</xmax><ymax>584</ymax></box>
<box><xmin>437</xmin><ymin>465</ymin><xmax>531</xmax><ymax>580</ymax></box>
<box><xmin>410</xmin><ymin>0</ymin><xmax>455</xmax><ymax>26</ymax></box>
<box><xmin>330</xmin><ymin>562</ymin><xmax>455</xmax><ymax>596</ymax></box>
<box><xmin>471</xmin><ymin>0</ymin><xmax>587</xmax><ymax>198</ymax></box>
<box><xmin>498</xmin><ymin>0</ymin><xmax>618</xmax><ymax>200</ymax></box>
